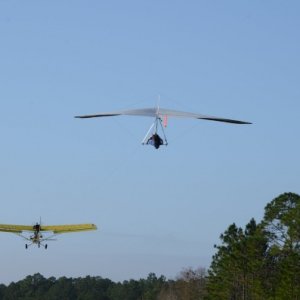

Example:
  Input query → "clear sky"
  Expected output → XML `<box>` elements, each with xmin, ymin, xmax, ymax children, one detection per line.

<box><xmin>0</xmin><ymin>0</ymin><xmax>299</xmax><ymax>284</ymax></box>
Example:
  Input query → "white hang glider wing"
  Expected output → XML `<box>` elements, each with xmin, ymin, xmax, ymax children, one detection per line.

<box><xmin>75</xmin><ymin>107</ymin><xmax>251</xmax><ymax>124</ymax></box>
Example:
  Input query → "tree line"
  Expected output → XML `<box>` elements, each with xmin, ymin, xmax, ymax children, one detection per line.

<box><xmin>0</xmin><ymin>271</ymin><xmax>206</xmax><ymax>300</ymax></box>
<box><xmin>0</xmin><ymin>192</ymin><xmax>299</xmax><ymax>300</ymax></box>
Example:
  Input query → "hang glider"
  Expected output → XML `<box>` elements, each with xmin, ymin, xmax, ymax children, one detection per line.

<box><xmin>75</xmin><ymin>107</ymin><xmax>252</xmax><ymax>149</ymax></box>
<box><xmin>0</xmin><ymin>222</ymin><xmax>97</xmax><ymax>249</ymax></box>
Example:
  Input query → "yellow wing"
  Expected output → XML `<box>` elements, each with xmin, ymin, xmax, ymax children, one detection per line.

<box><xmin>0</xmin><ymin>224</ymin><xmax>34</xmax><ymax>233</ymax></box>
<box><xmin>41</xmin><ymin>224</ymin><xmax>97</xmax><ymax>234</ymax></box>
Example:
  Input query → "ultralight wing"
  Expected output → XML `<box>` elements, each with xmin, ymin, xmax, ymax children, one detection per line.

<box><xmin>0</xmin><ymin>224</ymin><xmax>34</xmax><ymax>233</ymax></box>
<box><xmin>41</xmin><ymin>224</ymin><xmax>97</xmax><ymax>234</ymax></box>
<box><xmin>75</xmin><ymin>107</ymin><xmax>251</xmax><ymax>124</ymax></box>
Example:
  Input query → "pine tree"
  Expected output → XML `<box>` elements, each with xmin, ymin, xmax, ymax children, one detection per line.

<box><xmin>263</xmin><ymin>192</ymin><xmax>300</xmax><ymax>299</ymax></box>
<box><xmin>207</xmin><ymin>219</ymin><xmax>268</xmax><ymax>300</ymax></box>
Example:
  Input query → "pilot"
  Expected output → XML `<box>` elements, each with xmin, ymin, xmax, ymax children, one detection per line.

<box><xmin>147</xmin><ymin>133</ymin><xmax>163</xmax><ymax>149</ymax></box>
<box><xmin>33</xmin><ymin>223</ymin><xmax>40</xmax><ymax>232</ymax></box>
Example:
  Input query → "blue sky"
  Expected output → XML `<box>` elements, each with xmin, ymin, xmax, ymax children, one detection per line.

<box><xmin>0</xmin><ymin>0</ymin><xmax>299</xmax><ymax>284</ymax></box>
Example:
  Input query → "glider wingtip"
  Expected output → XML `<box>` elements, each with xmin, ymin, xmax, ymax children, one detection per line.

<box><xmin>234</xmin><ymin>121</ymin><xmax>253</xmax><ymax>125</ymax></box>
<box><xmin>74</xmin><ymin>115</ymin><xmax>92</xmax><ymax>119</ymax></box>
<box><xmin>198</xmin><ymin>117</ymin><xmax>252</xmax><ymax>124</ymax></box>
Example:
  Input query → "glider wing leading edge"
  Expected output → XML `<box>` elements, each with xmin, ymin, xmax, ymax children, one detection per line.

<box><xmin>75</xmin><ymin>107</ymin><xmax>252</xmax><ymax>124</ymax></box>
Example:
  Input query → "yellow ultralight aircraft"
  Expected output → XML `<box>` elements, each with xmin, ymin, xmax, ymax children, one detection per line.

<box><xmin>0</xmin><ymin>221</ymin><xmax>97</xmax><ymax>249</ymax></box>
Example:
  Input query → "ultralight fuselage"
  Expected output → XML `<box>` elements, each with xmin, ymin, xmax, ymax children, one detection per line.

<box><xmin>29</xmin><ymin>224</ymin><xmax>43</xmax><ymax>247</ymax></box>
